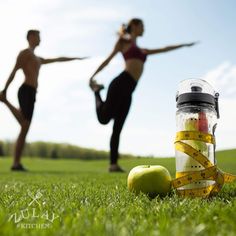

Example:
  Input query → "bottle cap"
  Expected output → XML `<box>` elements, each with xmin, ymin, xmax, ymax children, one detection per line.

<box><xmin>176</xmin><ymin>79</ymin><xmax>220</xmax><ymax>118</ymax></box>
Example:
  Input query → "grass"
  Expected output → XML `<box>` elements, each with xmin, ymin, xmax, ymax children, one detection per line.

<box><xmin>0</xmin><ymin>152</ymin><xmax>236</xmax><ymax>236</ymax></box>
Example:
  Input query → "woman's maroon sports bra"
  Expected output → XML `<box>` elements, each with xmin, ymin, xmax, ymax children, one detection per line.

<box><xmin>122</xmin><ymin>42</ymin><xmax>147</xmax><ymax>62</ymax></box>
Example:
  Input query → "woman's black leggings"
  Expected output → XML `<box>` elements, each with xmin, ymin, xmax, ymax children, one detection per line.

<box><xmin>94</xmin><ymin>71</ymin><xmax>137</xmax><ymax>165</ymax></box>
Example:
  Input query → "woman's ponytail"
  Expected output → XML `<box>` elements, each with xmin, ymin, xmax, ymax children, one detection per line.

<box><xmin>117</xmin><ymin>18</ymin><xmax>143</xmax><ymax>38</ymax></box>
<box><xmin>118</xmin><ymin>23</ymin><xmax>128</xmax><ymax>38</ymax></box>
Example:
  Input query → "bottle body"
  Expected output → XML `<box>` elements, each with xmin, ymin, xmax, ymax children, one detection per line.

<box><xmin>175</xmin><ymin>104</ymin><xmax>217</xmax><ymax>190</ymax></box>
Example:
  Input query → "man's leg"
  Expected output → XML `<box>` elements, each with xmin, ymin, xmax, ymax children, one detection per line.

<box><xmin>0</xmin><ymin>95</ymin><xmax>24</xmax><ymax>125</ymax></box>
<box><xmin>13</xmin><ymin>85</ymin><xmax>35</xmax><ymax>170</ymax></box>
<box><xmin>12</xmin><ymin>120</ymin><xmax>30</xmax><ymax>169</ymax></box>
<box><xmin>4</xmin><ymin>100</ymin><xmax>24</xmax><ymax>125</ymax></box>
<box><xmin>1</xmin><ymin>85</ymin><xmax>35</xmax><ymax>170</ymax></box>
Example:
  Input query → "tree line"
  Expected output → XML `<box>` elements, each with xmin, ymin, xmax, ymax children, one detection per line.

<box><xmin>0</xmin><ymin>140</ymin><xmax>137</xmax><ymax>160</ymax></box>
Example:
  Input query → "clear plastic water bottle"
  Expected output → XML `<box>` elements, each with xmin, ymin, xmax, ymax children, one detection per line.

<box><xmin>175</xmin><ymin>79</ymin><xmax>220</xmax><ymax>190</ymax></box>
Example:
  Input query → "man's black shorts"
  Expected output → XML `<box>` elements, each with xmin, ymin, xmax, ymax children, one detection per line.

<box><xmin>18</xmin><ymin>83</ymin><xmax>36</xmax><ymax>121</ymax></box>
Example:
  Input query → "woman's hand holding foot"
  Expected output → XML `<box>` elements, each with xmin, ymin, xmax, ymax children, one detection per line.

<box><xmin>89</xmin><ymin>79</ymin><xmax>104</xmax><ymax>92</ymax></box>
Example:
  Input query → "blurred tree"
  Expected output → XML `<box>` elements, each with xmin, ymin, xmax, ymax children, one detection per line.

<box><xmin>0</xmin><ymin>141</ymin><xmax>4</xmax><ymax>156</ymax></box>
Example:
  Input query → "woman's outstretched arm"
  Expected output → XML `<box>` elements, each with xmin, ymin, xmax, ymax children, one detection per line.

<box><xmin>89</xmin><ymin>39</ymin><xmax>122</xmax><ymax>83</ymax></box>
<box><xmin>143</xmin><ymin>42</ymin><xmax>199</xmax><ymax>55</ymax></box>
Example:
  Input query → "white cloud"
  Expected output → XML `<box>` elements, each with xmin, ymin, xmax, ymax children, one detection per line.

<box><xmin>203</xmin><ymin>61</ymin><xmax>236</xmax><ymax>99</ymax></box>
<box><xmin>203</xmin><ymin>62</ymin><xmax>236</xmax><ymax>151</ymax></box>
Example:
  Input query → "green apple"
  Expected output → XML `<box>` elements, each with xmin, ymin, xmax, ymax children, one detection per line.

<box><xmin>185</xmin><ymin>117</ymin><xmax>198</xmax><ymax>131</ymax></box>
<box><xmin>127</xmin><ymin>165</ymin><xmax>172</xmax><ymax>198</ymax></box>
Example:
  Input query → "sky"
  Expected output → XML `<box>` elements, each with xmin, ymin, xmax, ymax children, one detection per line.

<box><xmin>0</xmin><ymin>0</ymin><xmax>236</xmax><ymax>157</ymax></box>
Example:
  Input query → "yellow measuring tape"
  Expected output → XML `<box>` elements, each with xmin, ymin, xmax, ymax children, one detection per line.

<box><xmin>172</xmin><ymin>131</ymin><xmax>236</xmax><ymax>197</ymax></box>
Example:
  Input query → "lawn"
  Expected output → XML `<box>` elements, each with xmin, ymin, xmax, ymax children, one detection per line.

<box><xmin>0</xmin><ymin>153</ymin><xmax>236</xmax><ymax>236</ymax></box>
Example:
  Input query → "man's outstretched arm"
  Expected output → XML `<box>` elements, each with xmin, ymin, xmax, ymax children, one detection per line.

<box><xmin>40</xmin><ymin>57</ymin><xmax>88</xmax><ymax>64</ymax></box>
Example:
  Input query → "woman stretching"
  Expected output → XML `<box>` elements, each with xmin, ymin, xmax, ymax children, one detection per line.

<box><xmin>89</xmin><ymin>18</ymin><xmax>197</xmax><ymax>172</ymax></box>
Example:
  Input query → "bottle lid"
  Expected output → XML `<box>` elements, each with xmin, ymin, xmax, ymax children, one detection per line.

<box><xmin>176</xmin><ymin>79</ymin><xmax>220</xmax><ymax>118</ymax></box>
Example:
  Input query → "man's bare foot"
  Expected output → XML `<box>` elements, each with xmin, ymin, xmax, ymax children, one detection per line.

<box><xmin>11</xmin><ymin>163</ymin><xmax>28</xmax><ymax>172</ymax></box>
<box><xmin>89</xmin><ymin>80</ymin><xmax>104</xmax><ymax>92</ymax></box>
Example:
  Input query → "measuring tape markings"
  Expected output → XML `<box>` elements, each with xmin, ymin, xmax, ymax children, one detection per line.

<box><xmin>173</xmin><ymin>131</ymin><xmax>236</xmax><ymax>197</ymax></box>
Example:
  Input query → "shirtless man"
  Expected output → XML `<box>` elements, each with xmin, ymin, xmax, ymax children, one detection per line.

<box><xmin>0</xmin><ymin>30</ymin><xmax>87</xmax><ymax>171</ymax></box>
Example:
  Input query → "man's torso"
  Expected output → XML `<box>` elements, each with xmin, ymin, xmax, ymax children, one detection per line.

<box><xmin>19</xmin><ymin>49</ymin><xmax>41</xmax><ymax>88</ymax></box>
